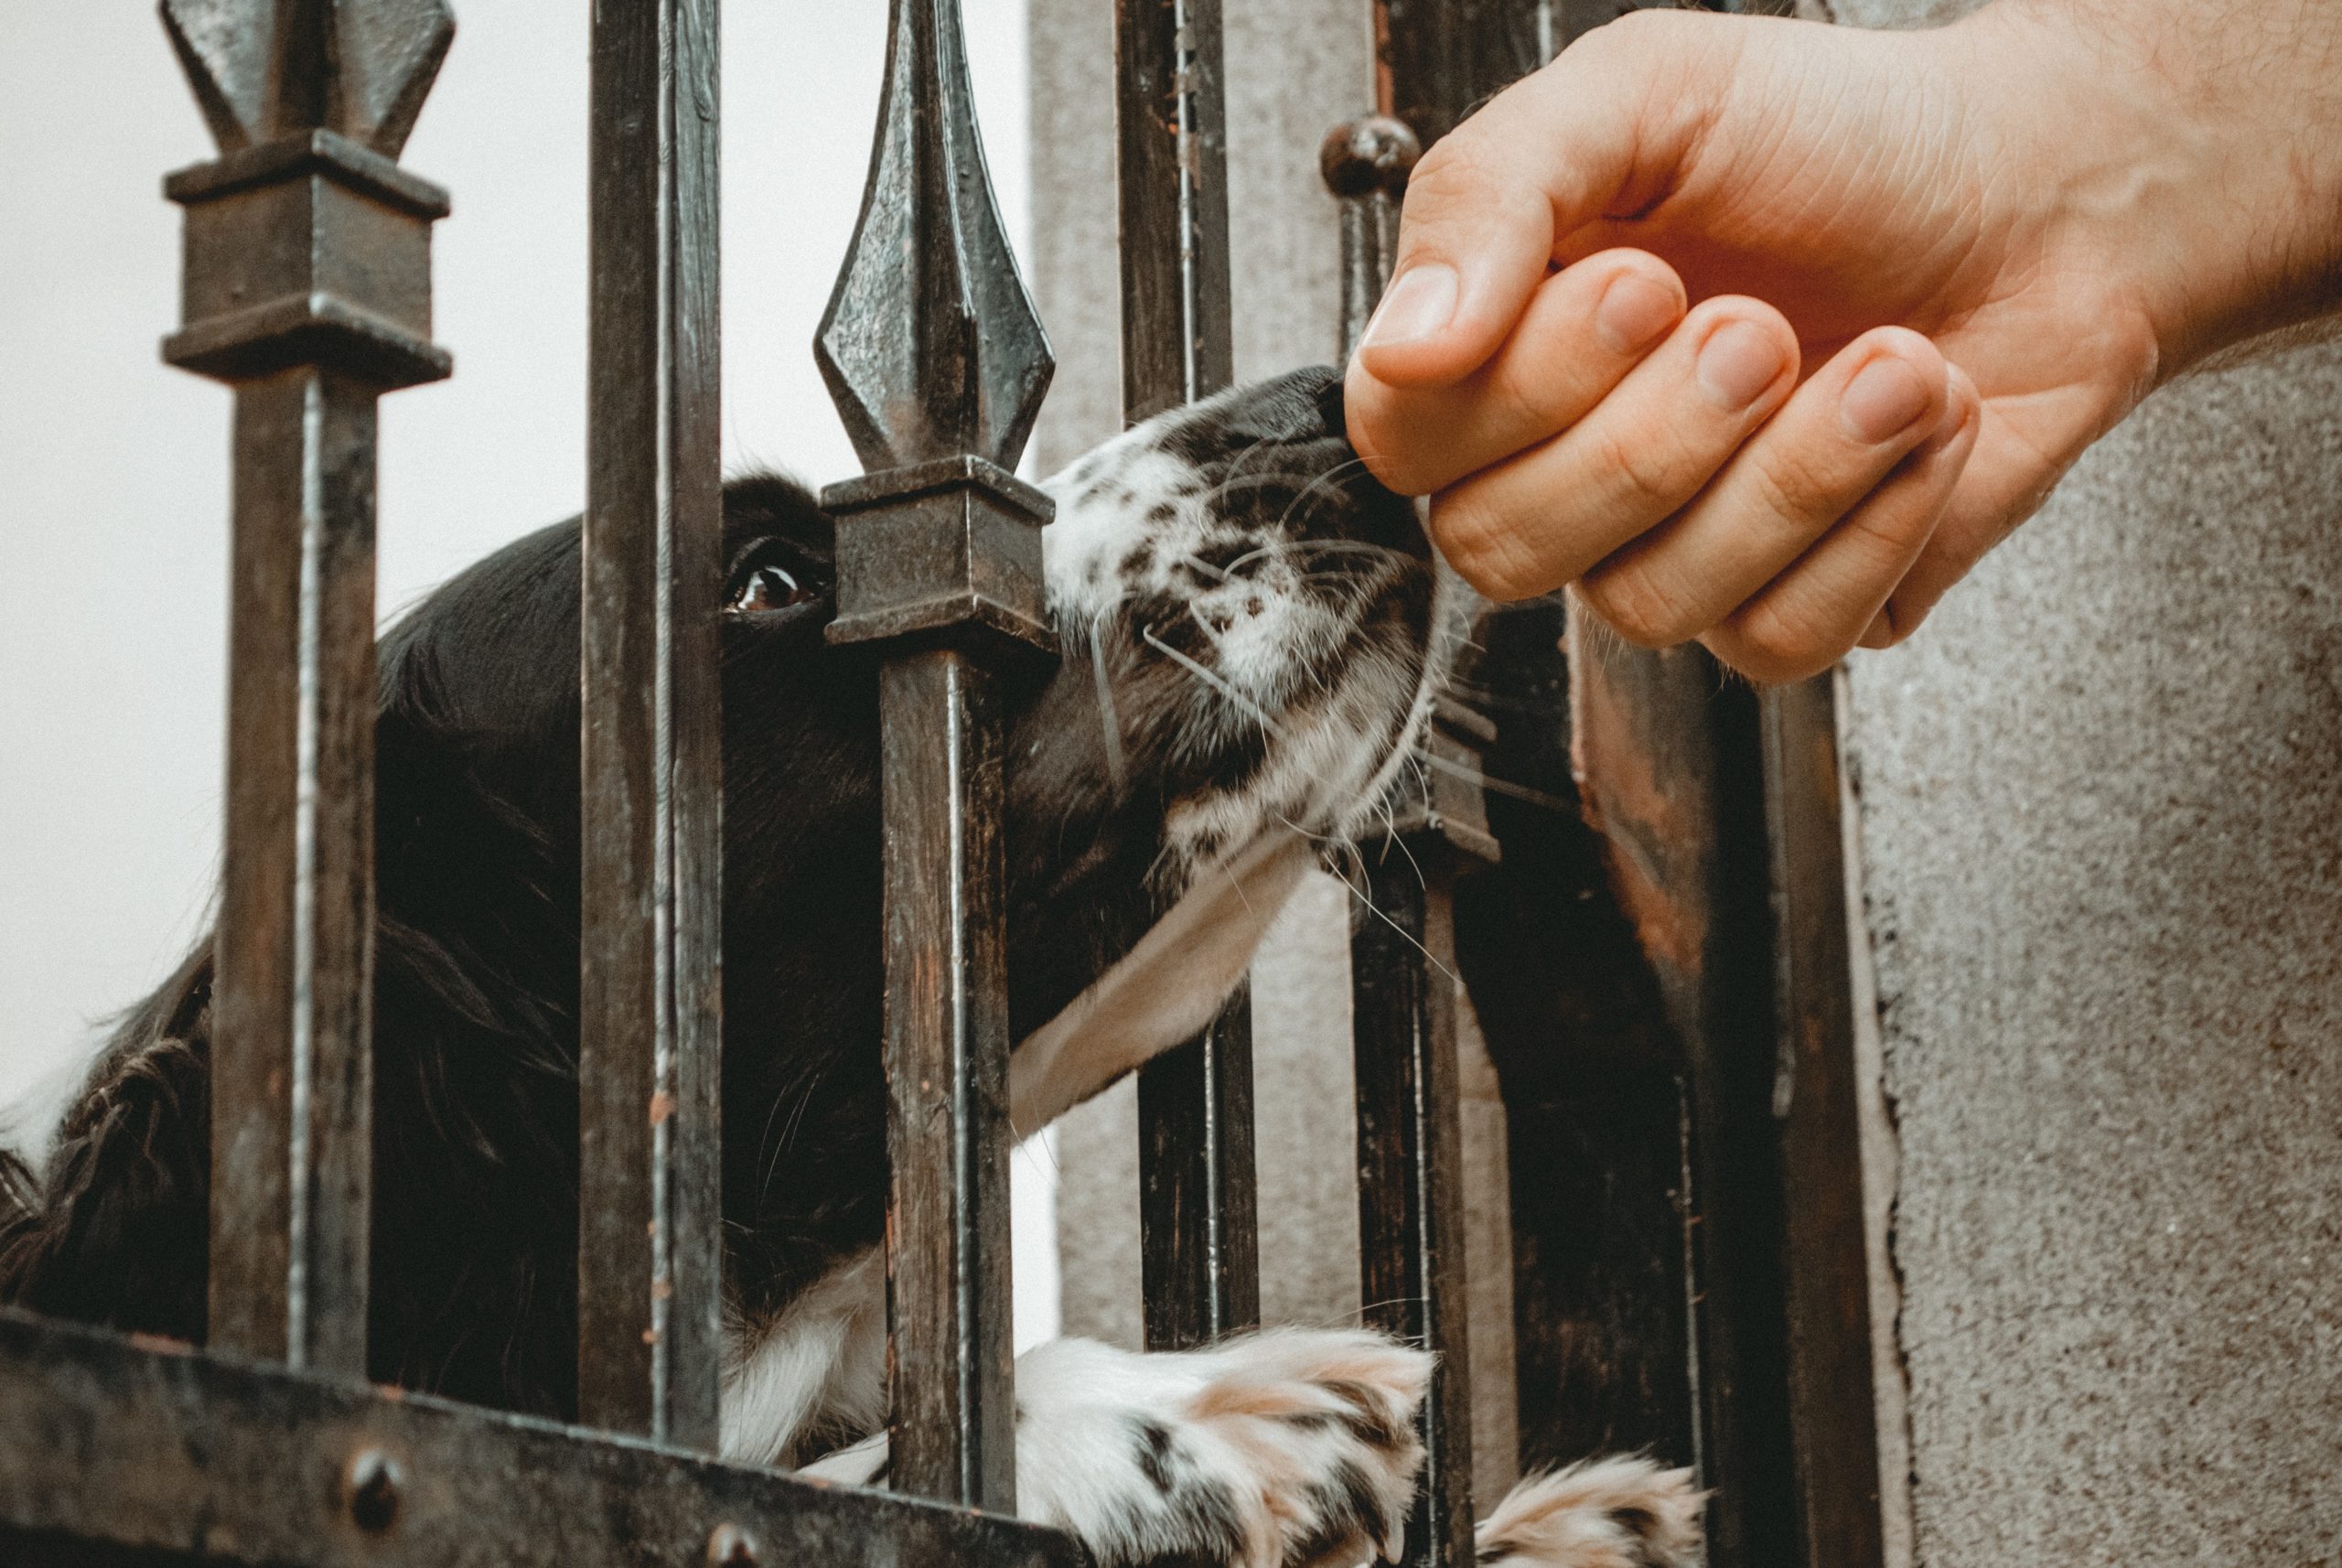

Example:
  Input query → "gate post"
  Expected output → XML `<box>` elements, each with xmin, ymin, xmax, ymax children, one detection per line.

<box><xmin>818</xmin><ymin>0</ymin><xmax>1055</xmax><ymax>1510</ymax></box>
<box><xmin>160</xmin><ymin>0</ymin><xmax>454</xmax><ymax>1379</ymax></box>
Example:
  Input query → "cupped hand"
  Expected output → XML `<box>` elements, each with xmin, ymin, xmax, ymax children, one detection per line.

<box><xmin>1345</xmin><ymin>0</ymin><xmax>2342</xmax><ymax>680</ymax></box>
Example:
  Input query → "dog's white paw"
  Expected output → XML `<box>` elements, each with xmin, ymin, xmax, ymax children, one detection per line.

<box><xmin>1473</xmin><ymin>1456</ymin><xmax>1705</xmax><ymax>1568</ymax></box>
<box><xmin>1014</xmin><ymin>1326</ymin><xmax>1430</xmax><ymax>1568</ymax></box>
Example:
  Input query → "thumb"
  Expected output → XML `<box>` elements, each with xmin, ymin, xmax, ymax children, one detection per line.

<box><xmin>1355</xmin><ymin>13</ymin><xmax>1722</xmax><ymax>388</ymax></box>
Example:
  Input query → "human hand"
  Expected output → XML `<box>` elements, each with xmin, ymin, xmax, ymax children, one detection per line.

<box><xmin>1345</xmin><ymin>0</ymin><xmax>2342</xmax><ymax>681</ymax></box>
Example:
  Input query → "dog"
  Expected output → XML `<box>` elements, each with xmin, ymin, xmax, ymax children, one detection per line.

<box><xmin>0</xmin><ymin>367</ymin><xmax>1700</xmax><ymax>1568</ymax></box>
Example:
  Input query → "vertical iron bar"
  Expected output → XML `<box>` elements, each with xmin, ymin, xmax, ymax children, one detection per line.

<box><xmin>1113</xmin><ymin>0</ymin><xmax>1234</xmax><ymax>421</ymax></box>
<box><xmin>162</xmin><ymin>0</ymin><xmax>454</xmax><ymax>1377</ymax></box>
<box><xmin>1112</xmin><ymin>0</ymin><xmax>1259</xmax><ymax>1351</ymax></box>
<box><xmin>877</xmin><ymin>646</ymin><xmax>1018</xmax><ymax>1504</ymax></box>
<box><xmin>1349</xmin><ymin>848</ymin><xmax>1477</xmax><ymax>1568</ymax></box>
<box><xmin>817</xmin><ymin>0</ymin><xmax>1055</xmax><ymax>1510</ymax></box>
<box><xmin>580</xmin><ymin>0</ymin><xmax>725</xmax><ymax>1448</ymax></box>
<box><xmin>1323</xmin><ymin>111</ymin><xmax>1477</xmax><ymax>1568</ymax></box>
<box><xmin>209</xmin><ymin>369</ymin><xmax>381</xmax><ymax>1375</ymax></box>
<box><xmin>1136</xmin><ymin>996</ymin><xmax>1260</xmax><ymax>1346</ymax></box>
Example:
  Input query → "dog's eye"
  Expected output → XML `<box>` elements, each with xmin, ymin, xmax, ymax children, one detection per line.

<box><xmin>731</xmin><ymin>563</ymin><xmax>816</xmax><ymax>615</ymax></box>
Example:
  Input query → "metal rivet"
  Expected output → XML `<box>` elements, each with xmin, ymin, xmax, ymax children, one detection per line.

<box><xmin>708</xmin><ymin>1523</ymin><xmax>759</xmax><ymax>1567</ymax></box>
<box><xmin>346</xmin><ymin>1448</ymin><xmax>403</xmax><ymax>1533</ymax></box>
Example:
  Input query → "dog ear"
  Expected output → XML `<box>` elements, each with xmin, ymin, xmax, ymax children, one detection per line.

<box><xmin>0</xmin><ymin>945</ymin><xmax>213</xmax><ymax>1344</ymax></box>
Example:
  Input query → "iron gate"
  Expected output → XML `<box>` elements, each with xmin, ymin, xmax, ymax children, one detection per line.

<box><xmin>0</xmin><ymin>2</ymin><xmax>1881</xmax><ymax>1567</ymax></box>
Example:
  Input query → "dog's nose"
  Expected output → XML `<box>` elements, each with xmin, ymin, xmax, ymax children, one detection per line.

<box><xmin>1283</xmin><ymin>367</ymin><xmax>1428</xmax><ymax>561</ymax></box>
<box><xmin>1307</xmin><ymin>366</ymin><xmax>1348</xmax><ymax>442</ymax></box>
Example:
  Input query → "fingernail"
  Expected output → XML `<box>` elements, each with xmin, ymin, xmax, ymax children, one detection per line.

<box><xmin>1840</xmin><ymin>356</ymin><xmax>1935</xmax><ymax>444</ymax></box>
<box><xmin>1695</xmin><ymin>320</ymin><xmax>1789</xmax><ymax>410</ymax></box>
<box><xmin>1359</xmin><ymin>263</ymin><xmax>1458</xmax><ymax>351</ymax></box>
<box><xmin>1859</xmin><ymin>609</ymin><xmax>1895</xmax><ymax>649</ymax></box>
<box><xmin>1594</xmin><ymin>272</ymin><xmax>1679</xmax><ymax>355</ymax></box>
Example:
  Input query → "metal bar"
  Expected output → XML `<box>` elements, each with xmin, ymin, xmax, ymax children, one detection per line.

<box><xmin>209</xmin><ymin>370</ymin><xmax>380</xmax><ymax>1375</ymax></box>
<box><xmin>876</xmin><ymin>649</ymin><xmax>1018</xmax><ymax>1504</ymax></box>
<box><xmin>1112</xmin><ymin>0</ymin><xmax>1259</xmax><ymax>1352</ymax></box>
<box><xmin>1761</xmin><ymin>675</ymin><xmax>1886</xmax><ymax>1568</ymax></box>
<box><xmin>1322</xmin><ymin>105</ymin><xmax>1476</xmax><ymax>1568</ymax></box>
<box><xmin>817</xmin><ymin>0</ymin><xmax>1055</xmax><ymax>1510</ymax></box>
<box><xmin>1112</xmin><ymin>0</ymin><xmax>1234</xmax><ymax>419</ymax></box>
<box><xmin>1350</xmin><ymin>851</ymin><xmax>1477</xmax><ymax>1568</ymax></box>
<box><xmin>161</xmin><ymin>0</ymin><xmax>454</xmax><ymax>1378</ymax></box>
<box><xmin>1321</xmin><ymin>115</ymin><xmax>1418</xmax><ymax>358</ymax></box>
<box><xmin>1136</xmin><ymin>993</ymin><xmax>1260</xmax><ymax>1347</ymax></box>
<box><xmin>579</xmin><ymin>0</ymin><xmax>726</xmax><ymax>1448</ymax></box>
<box><xmin>0</xmin><ymin>1307</ymin><xmax>1086</xmax><ymax>1568</ymax></box>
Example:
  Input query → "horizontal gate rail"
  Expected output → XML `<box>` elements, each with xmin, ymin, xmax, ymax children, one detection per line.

<box><xmin>578</xmin><ymin>0</ymin><xmax>728</xmax><ymax>1450</ymax></box>
<box><xmin>1112</xmin><ymin>0</ymin><xmax>1262</xmax><ymax>1353</ymax></box>
<box><xmin>0</xmin><ymin>1308</ymin><xmax>1084</xmax><ymax>1568</ymax></box>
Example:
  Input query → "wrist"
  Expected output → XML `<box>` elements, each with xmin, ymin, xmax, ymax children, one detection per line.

<box><xmin>1957</xmin><ymin>0</ymin><xmax>2342</xmax><ymax>377</ymax></box>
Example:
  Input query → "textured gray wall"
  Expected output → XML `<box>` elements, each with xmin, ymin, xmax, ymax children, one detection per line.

<box><xmin>1848</xmin><ymin>343</ymin><xmax>2342</xmax><ymax>1564</ymax></box>
<box><xmin>1832</xmin><ymin>3</ymin><xmax>2342</xmax><ymax>1564</ymax></box>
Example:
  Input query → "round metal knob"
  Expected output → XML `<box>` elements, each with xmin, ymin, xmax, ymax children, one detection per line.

<box><xmin>1319</xmin><ymin>115</ymin><xmax>1423</xmax><ymax>199</ymax></box>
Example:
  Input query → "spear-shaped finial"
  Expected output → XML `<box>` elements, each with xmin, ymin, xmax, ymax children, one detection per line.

<box><xmin>816</xmin><ymin>0</ymin><xmax>1052</xmax><ymax>475</ymax></box>
<box><xmin>162</xmin><ymin>0</ymin><xmax>453</xmax><ymax>158</ymax></box>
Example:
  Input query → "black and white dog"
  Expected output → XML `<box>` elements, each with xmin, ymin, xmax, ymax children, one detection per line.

<box><xmin>0</xmin><ymin>369</ymin><xmax>1699</xmax><ymax>1568</ymax></box>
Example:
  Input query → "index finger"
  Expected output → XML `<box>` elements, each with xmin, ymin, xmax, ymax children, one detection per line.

<box><xmin>1348</xmin><ymin>13</ymin><xmax>1722</xmax><ymax>389</ymax></box>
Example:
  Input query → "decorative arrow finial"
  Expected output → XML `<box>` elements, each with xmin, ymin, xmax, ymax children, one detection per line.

<box><xmin>816</xmin><ymin>0</ymin><xmax>1052</xmax><ymax>474</ymax></box>
<box><xmin>162</xmin><ymin>0</ymin><xmax>453</xmax><ymax>157</ymax></box>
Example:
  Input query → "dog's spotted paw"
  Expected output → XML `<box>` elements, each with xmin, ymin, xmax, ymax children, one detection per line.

<box><xmin>1473</xmin><ymin>1456</ymin><xmax>1705</xmax><ymax>1568</ymax></box>
<box><xmin>1014</xmin><ymin>1326</ymin><xmax>1430</xmax><ymax>1568</ymax></box>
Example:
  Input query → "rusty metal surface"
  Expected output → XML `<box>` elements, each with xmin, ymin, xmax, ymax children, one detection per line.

<box><xmin>162</xmin><ymin>0</ymin><xmax>452</xmax><ymax>1380</ymax></box>
<box><xmin>578</xmin><ymin>0</ymin><xmax>726</xmax><ymax>1450</ymax></box>
<box><xmin>1136</xmin><ymin>992</ymin><xmax>1260</xmax><ymax>1348</ymax></box>
<box><xmin>818</xmin><ymin>0</ymin><xmax>1054</xmax><ymax>1512</ymax></box>
<box><xmin>1321</xmin><ymin>92</ymin><xmax>1477</xmax><ymax>1568</ymax></box>
<box><xmin>1349</xmin><ymin>852</ymin><xmax>1477</xmax><ymax>1568</ymax></box>
<box><xmin>1112</xmin><ymin>0</ymin><xmax>1261</xmax><ymax>1354</ymax></box>
<box><xmin>0</xmin><ymin>1308</ymin><xmax>1085</xmax><ymax>1568</ymax></box>
<box><xmin>817</xmin><ymin>1</ymin><xmax>1051</xmax><ymax>476</ymax></box>
<box><xmin>1564</xmin><ymin>625</ymin><xmax>1799</xmax><ymax>1568</ymax></box>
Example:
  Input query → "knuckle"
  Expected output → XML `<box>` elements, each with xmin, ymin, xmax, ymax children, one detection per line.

<box><xmin>1430</xmin><ymin>491</ymin><xmax>1545</xmax><ymax>602</ymax></box>
<box><xmin>1744</xmin><ymin>444</ymin><xmax>1844</xmax><ymax>532</ymax></box>
<box><xmin>1724</xmin><ymin>601</ymin><xmax>1841</xmax><ymax>682</ymax></box>
<box><xmin>1399</xmin><ymin>139</ymin><xmax>1495</xmax><ymax>227</ymax></box>
<box><xmin>1577</xmin><ymin>561</ymin><xmax>1700</xmax><ymax>648</ymax></box>
<box><xmin>1592</xmin><ymin>424</ymin><xmax>1688</xmax><ymax>516</ymax></box>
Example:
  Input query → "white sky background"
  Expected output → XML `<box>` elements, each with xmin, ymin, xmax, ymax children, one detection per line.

<box><xmin>0</xmin><ymin>0</ymin><xmax>1058</xmax><ymax>1348</ymax></box>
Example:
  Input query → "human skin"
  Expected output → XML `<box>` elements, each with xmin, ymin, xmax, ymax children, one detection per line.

<box><xmin>1343</xmin><ymin>0</ymin><xmax>2342</xmax><ymax>682</ymax></box>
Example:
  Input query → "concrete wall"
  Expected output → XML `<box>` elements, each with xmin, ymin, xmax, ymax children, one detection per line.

<box><xmin>1836</xmin><ymin>3</ymin><xmax>2342</xmax><ymax>1563</ymax></box>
